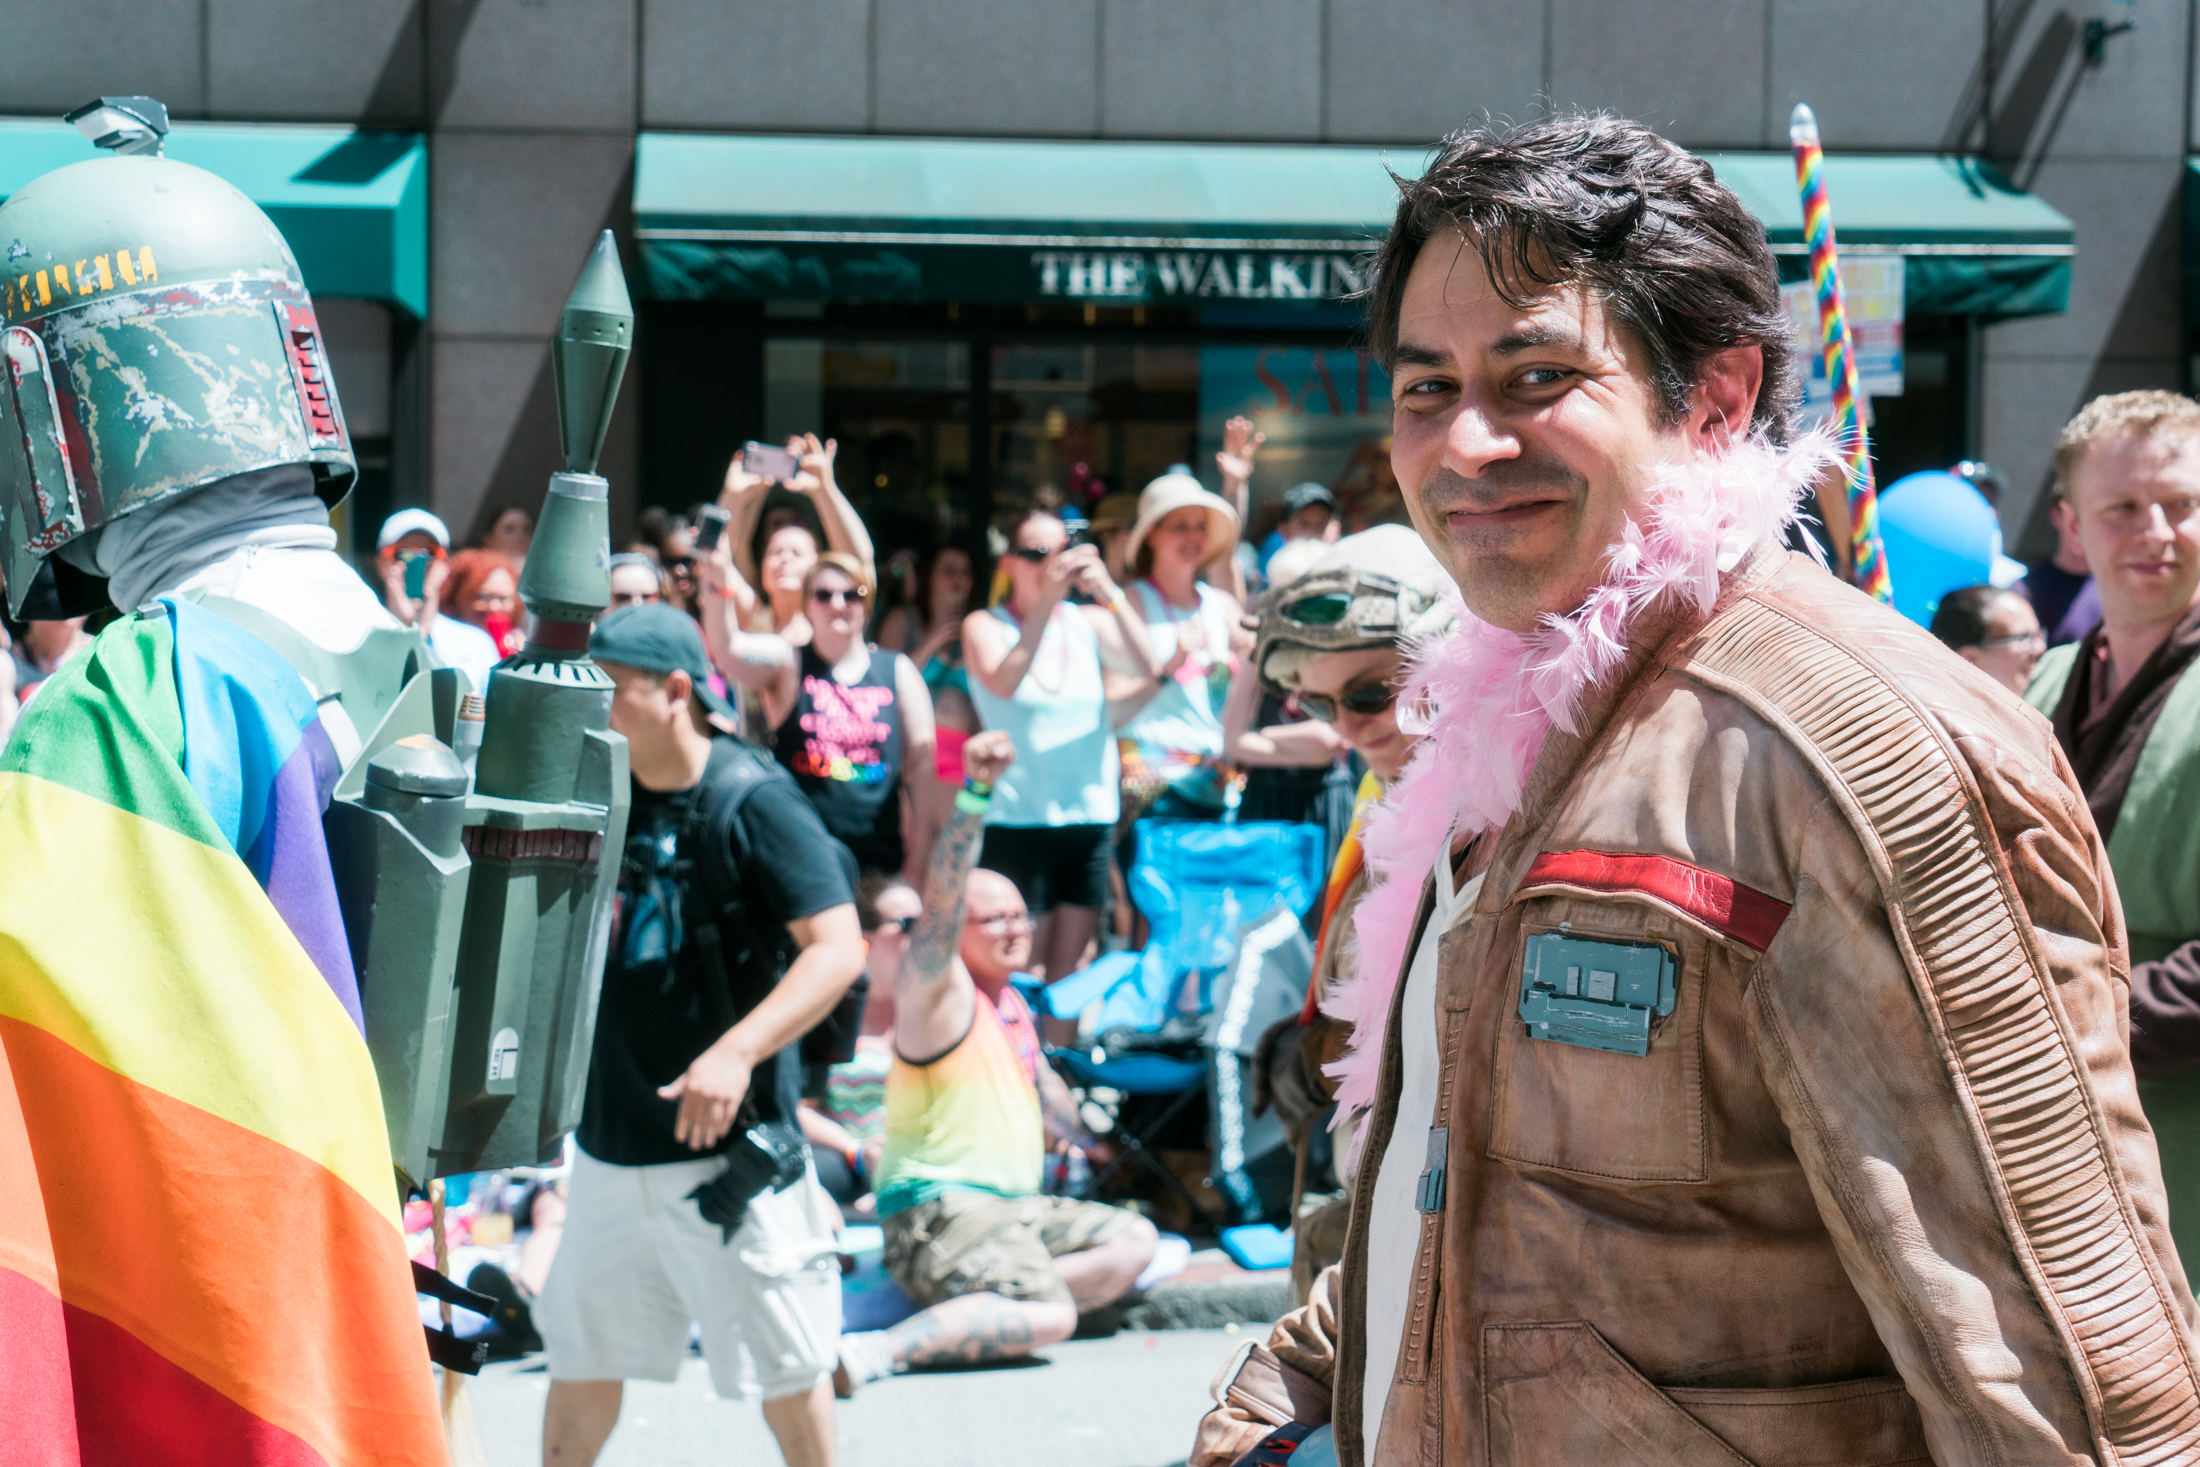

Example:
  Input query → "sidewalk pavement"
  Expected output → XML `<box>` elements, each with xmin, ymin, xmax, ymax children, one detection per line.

<box><xmin>466</xmin><ymin>1326</ymin><xmax>1251</xmax><ymax>1467</ymax></box>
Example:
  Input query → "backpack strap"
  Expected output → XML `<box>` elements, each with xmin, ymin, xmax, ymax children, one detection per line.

<box><xmin>679</xmin><ymin>740</ymin><xmax>783</xmax><ymax>1030</ymax></box>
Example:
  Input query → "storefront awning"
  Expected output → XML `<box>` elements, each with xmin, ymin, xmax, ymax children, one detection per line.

<box><xmin>0</xmin><ymin>120</ymin><xmax>428</xmax><ymax>318</ymax></box>
<box><xmin>636</xmin><ymin>133</ymin><xmax>2072</xmax><ymax>320</ymax></box>
<box><xmin>1703</xmin><ymin>153</ymin><xmax>2072</xmax><ymax>319</ymax></box>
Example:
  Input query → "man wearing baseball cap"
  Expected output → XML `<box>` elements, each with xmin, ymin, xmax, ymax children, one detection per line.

<box><xmin>538</xmin><ymin>602</ymin><xmax>865</xmax><ymax>1467</ymax></box>
<box><xmin>373</xmin><ymin>507</ymin><xmax>501</xmax><ymax>687</ymax></box>
<box><xmin>1258</xmin><ymin>482</ymin><xmax>1342</xmax><ymax>575</ymax></box>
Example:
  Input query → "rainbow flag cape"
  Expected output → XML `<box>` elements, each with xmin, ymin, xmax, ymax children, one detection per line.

<box><xmin>0</xmin><ymin>599</ymin><xmax>445</xmax><ymax>1465</ymax></box>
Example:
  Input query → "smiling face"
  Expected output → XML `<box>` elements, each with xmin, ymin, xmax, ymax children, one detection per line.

<box><xmin>1151</xmin><ymin>506</ymin><xmax>1211</xmax><ymax>572</ymax></box>
<box><xmin>1296</xmin><ymin>644</ymin><xmax>1413</xmax><ymax>779</ymax></box>
<box><xmin>2067</xmin><ymin>428</ymin><xmax>2200</xmax><ymax>638</ymax></box>
<box><xmin>1387</xmin><ymin>232</ymin><xmax>1753</xmax><ymax>634</ymax></box>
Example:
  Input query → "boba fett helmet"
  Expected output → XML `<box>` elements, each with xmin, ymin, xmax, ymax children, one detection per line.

<box><xmin>0</xmin><ymin>98</ymin><xmax>355</xmax><ymax>616</ymax></box>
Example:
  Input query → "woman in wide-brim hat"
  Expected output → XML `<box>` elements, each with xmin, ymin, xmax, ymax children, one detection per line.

<box><xmin>1115</xmin><ymin>469</ymin><xmax>1248</xmax><ymax>847</ymax></box>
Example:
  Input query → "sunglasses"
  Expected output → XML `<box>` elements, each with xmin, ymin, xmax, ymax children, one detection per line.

<box><xmin>1298</xmin><ymin>681</ymin><xmax>1398</xmax><ymax>723</ymax></box>
<box><xmin>1008</xmin><ymin>546</ymin><xmax>1055</xmax><ymax>563</ymax></box>
<box><xmin>810</xmin><ymin>585</ymin><xmax>868</xmax><ymax>607</ymax></box>
<box><xmin>871</xmin><ymin>914</ymin><xmax>918</xmax><ymax>935</ymax></box>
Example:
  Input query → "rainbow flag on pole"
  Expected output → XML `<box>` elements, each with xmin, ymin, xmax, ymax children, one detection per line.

<box><xmin>0</xmin><ymin>598</ymin><xmax>445</xmax><ymax>1464</ymax></box>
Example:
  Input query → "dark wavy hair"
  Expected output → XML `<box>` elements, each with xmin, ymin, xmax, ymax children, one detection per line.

<box><xmin>1929</xmin><ymin>583</ymin><xmax>2019</xmax><ymax>652</ymax></box>
<box><xmin>1367</xmin><ymin>112</ymin><xmax>1798</xmax><ymax>442</ymax></box>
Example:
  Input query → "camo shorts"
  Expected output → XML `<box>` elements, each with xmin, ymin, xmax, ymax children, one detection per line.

<box><xmin>882</xmin><ymin>1191</ymin><xmax>1137</xmax><ymax>1308</ymax></box>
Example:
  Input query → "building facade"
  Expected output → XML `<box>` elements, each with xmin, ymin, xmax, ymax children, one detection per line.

<box><xmin>0</xmin><ymin>0</ymin><xmax>2183</xmax><ymax>562</ymax></box>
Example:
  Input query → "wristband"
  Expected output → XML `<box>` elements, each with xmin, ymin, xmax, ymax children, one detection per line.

<box><xmin>708</xmin><ymin>583</ymin><xmax>742</xmax><ymax>600</ymax></box>
<box><xmin>1104</xmin><ymin>588</ymin><xmax>1129</xmax><ymax>613</ymax></box>
<box><xmin>954</xmin><ymin>787</ymin><xmax>992</xmax><ymax>817</ymax></box>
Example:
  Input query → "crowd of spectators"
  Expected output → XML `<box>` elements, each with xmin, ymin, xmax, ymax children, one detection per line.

<box><xmin>15</xmin><ymin>384</ymin><xmax>2193</xmax><ymax>1466</ymax></box>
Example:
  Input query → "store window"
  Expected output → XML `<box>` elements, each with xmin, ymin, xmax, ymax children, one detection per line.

<box><xmin>762</xmin><ymin>337</ymin><xmax>973</xmax><ymax>555</ymax></box>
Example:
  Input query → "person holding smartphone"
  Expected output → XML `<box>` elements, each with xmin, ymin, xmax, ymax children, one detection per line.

<box><xmin>719</xmin><ymin>436</ymin><xmax>878</xmax><ymax>642</ymax></box>
<box><xmin>373</xmin><ymin>508</ymin><xmax>500</xmax><ymax>687</ymax></box>
<box><xmin>961</xmin><ymin>509</ymin><xmax>1162</xmax><ymax>1002</ymax></box>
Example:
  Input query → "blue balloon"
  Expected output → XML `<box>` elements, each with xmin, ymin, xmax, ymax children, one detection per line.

<box><xmin>1875</xmin><ymin>471</ymin><xmax>2010</xmax><ymax>626</ymax></box>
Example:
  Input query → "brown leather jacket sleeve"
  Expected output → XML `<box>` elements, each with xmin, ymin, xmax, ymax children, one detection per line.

<box><xmin>1749</xmin><ymin>743</ymin><xmax>2200</xmax><ymax>1465</ymax></box>
<box><xmin>1189</xmin><ymin>1263</ymin><xmax>1341</xmax><ymax>1467</ymax></box>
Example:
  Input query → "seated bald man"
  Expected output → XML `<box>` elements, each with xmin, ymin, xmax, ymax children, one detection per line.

<box><xmin>833</xmin><ymin>731</ymin><xmax>1157</xmax><ymax>1392</ymax></box>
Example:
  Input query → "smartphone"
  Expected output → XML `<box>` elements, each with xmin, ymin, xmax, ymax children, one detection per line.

<box><xmin>402</xmin><ymin>549</ymin><xmax>432</xmax><ymax>599</ymax></box>
<box><xmin>743</xmin><ymin>440</ymin><xmax>800</xmax><ymax>484</ymax></box>
<box><xmin>695</xmin><ymin>503</ymin><xmax>732</xmax><ymax>552</ymax></box>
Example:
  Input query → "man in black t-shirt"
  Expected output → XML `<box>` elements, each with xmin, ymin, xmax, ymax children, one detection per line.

<box><xmin>537</xmin><ymin>604</ymin><xmax>864</xmax><ymax>1467</ymax></box>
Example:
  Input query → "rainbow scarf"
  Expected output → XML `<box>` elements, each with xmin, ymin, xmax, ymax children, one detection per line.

<box><xmin>0</xmin><ymin>599</ymin><xmax>444</xmax><ymax>1464</ymax></box>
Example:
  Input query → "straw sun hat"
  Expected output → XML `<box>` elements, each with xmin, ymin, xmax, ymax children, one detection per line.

<box><xmin>1122</xmin><ymin>471</ymin><xmax>1240</xmax><ymax>570</ymax></box>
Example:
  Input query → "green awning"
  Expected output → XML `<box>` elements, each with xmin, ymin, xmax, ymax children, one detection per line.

<box><xmin>0</xmin><ymin>120</ymin><xmax>427</xmax><ymax>317</ymax></box>
<box><xmin>636</xmin><ymin>133</ymin><xmax>2072</xmax><ymax>320</ymax></box>
<box><xmin>1704</xmin><ymin>153</ymin><xmax>2073</xmax><ymax>319</ymax></box>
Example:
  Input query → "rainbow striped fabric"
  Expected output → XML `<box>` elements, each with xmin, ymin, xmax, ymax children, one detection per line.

<box><xmin>0</xmin><ymin>599</ymin><xmax>444</xmax><ymax>1464</ymax></box>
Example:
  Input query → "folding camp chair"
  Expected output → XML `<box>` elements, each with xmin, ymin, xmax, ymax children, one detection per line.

<box><xmin>1023</xmin><ymin>819</ymin><xmax>1326</xmax><ymax>1231</ymax></box>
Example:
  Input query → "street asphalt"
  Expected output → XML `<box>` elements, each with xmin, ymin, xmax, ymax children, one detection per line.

<box><xmin>466</xmin><ymin>1326</ymin><xmax>1249</xmax><ymax>1467</ymax></box>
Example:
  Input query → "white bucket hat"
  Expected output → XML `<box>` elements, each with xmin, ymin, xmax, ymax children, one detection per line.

<box><xmin>1122</xmin><ymin>471</ymin><xmax>1240</xmax><ymax>571</ymax></box>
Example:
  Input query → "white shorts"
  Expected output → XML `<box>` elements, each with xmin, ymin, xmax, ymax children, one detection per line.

<box><xmin>536</xmin><ymin>1147</ymin><xmax>843</xmax><ymax>1400</ymax></box>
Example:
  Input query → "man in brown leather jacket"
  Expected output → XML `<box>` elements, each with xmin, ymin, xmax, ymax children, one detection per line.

<box><xmin>1194</xmin><ymin>112</ymin><xmax>2200</xmax><ymax>1467</ymax></box>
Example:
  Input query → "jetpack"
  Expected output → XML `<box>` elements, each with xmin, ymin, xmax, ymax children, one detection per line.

<box><xmin>218</xmin><ymin>234</ymin><xmax>636</xmax><ymax>1188</ymax></box>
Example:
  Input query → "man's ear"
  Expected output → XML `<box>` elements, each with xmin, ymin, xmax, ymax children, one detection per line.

<box><xmin>664</xmin><ymin>667</ymin><xmax>693</xmax><ymax>714</ymax></box>
<box><xmin>1690</xmin><ymin>344</ymin><xmax>1764</xmax><ymax>451</ymax></box>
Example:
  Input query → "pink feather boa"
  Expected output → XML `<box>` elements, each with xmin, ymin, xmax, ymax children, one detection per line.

<box><xmin>1321</xmin><ymin>425</ymin><xmax>1845</xmax><ymax>1124</ymax></box>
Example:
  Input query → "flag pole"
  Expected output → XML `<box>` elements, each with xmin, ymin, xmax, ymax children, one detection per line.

<box><xmin>1790</xmin><ymin>103</ymin><xmax>1891</xmax><ymax>603</ymax></box>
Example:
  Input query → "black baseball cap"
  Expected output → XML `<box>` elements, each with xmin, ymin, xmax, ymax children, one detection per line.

<box><xmin>590</xmin><ymin>602</ymin><xmax>738</xmax><ymax>722</ymax></box>
<box><xmin>1282</xmin><ymin>482</ymin><xmax>1337</xmax><ymax>517</ymax></box>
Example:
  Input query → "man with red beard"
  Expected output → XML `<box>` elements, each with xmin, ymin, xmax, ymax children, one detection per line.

<box><xmin>1194</xmin><ymin>112</ymin><xmax>2200</xmax><ymax>1467</ymax></box>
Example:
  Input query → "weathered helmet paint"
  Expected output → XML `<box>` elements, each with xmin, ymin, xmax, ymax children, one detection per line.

<box><xmin>0</xmin><ymin>150</ymin><xmax>354</xmax><ymax>616</ymax></box>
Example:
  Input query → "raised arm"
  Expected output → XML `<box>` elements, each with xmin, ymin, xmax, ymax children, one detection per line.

<box><xmin>1211</xmin><ymin>415</ymin><xmax>1263</xmax><ymax>603</ymax></box>
<box><xmin>964</xmin><ymin>554</ymin><xmax>1072</xmax><ymax>700</ymax></box>
<box><xmin>893</xmin><ymin>651</ymin><xmax>942</xmax><ymax>885</ymax></box>
<box><xmin>790</xmin><ymin>433</ymin><xmax>877</xmax><ymax>590</ymax></box>
<box><xmin>721</xmin><ymin>445</ymin><xmax>771</xmax><ymax>593</ymax></box>
<box><xmin>696</xmin><ymin>539</ymin><xmax>797</xmax><ymax>719</ymax></box>
<box><xmin>1222</xmin><ymin>650</ymin><xmax>1345</xmax><ymax>768</ymax></box>
<box><xmin>1074</xmin><ymin>546</ymin><xmax>1161</xmax><ymax>682</ymax></box>
<box><xmin>894</xmin><ymin>730</ymin><xmax>1016</xmax><ymax>1062</ymax></box>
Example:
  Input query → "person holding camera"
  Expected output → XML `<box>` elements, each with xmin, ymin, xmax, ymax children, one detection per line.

<box><xmin>537</xmin><ymin>603</ymin><xmax>867</xmax><ymax>1467</ymax></box>
<box><xmin>373</xmin><ymin>507</ymin><xmax>501</xmax><ymax>687</ymax></box>
<box><xmin>962</xmin><ymin>508</ymin><xmax>1161</xmax><ymax>991</ymax></box>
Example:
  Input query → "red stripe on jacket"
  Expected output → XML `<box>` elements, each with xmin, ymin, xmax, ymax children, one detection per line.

<box><xmin>1521</xmin><ymin>849</ymin><xmax>1792</xmax><ymax>953</ymax></box>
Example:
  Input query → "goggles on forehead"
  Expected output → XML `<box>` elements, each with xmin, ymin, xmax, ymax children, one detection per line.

<box><xmin>1279</xmin><ymin>570</ymin><xmax>1408</xmax><ymax>631</ymax></box>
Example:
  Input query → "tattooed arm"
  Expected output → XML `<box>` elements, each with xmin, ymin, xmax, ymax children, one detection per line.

<box><xmin>893</xmin><ymin>729</ymin><xmax>1016</xmax><ymax>1063</ymax></box>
